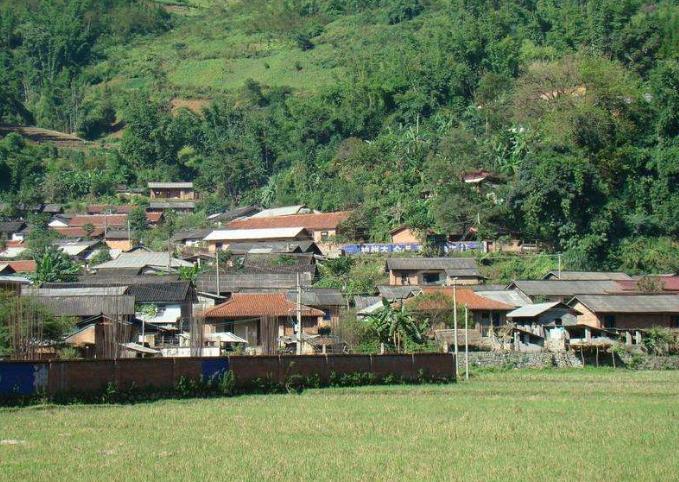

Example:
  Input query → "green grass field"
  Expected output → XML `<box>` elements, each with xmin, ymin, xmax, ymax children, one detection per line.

<box><xmin>1</xmin><ymin>369</ymin><xmax>678</xmax><ymax>481</ymax></box>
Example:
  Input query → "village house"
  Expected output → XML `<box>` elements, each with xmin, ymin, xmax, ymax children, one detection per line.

<box><xmin>224</xmin><ymin>211</ymin><xmax>351</xmax><ymax>244</ymax></box>
<box><xmin>386</xmin><ymin>257</ymin><xmax>484</xmax><ymax>286</ymax></box>
<box><xmin>0</xmin><ymin>221</ymin><xmax>27</xmax><ymax>241</ymax></box>
<box><xmin>286</xmin><ymin>288</ymin><xmax>345</xmax><ymax>333</ymax></box>
<box><xmin>203</xmin><ymin>227</ymin><xmax>314</xmax><ymax>252</ymax></box>
<box><xmin>55</xmin><ymin>239</ymin><xmax>106</xmax><ymax>262</ymax></box>
<box><xmin>195</xmin><ymin>272</ymin><xmax>312</xmax><ymax>297</ymax></box>
<box><xmin>0</xmin><ymin>260</ymin><xmax>36</xmax><ymax>274</ymax></box>
<box><xmin>508</xmin><ymin>280</ymin><xmax>623</xmax><ymax>303</ymax></box>
<box><xmin>568</xmin><ymin>294</ymin><xmax>679</xmax><ymax>330</ymax></box>
<box><xmin>224</xmin><ymin>240</ymin><xmax>322</xmax><ymax>256</ymax></box>
<box><xmin>148</xmin><ymin>181</ymin><xmax>197</xmax><ymax>200</ymax></box>
<box><xmin>202</xmin><ymin>292</ymin><xmax>324</xmax><ymax>354</ymax></box>
<box><xmin>402</xmin><ymin>286</ymin><xmax>515</xmax><ymax>334</ymax></box>
<box><xmin>104</xmin><ymin>229</ymin><xmax>134</xmax><ymax>252</ymax></box>
<box><xmin>390</xmin><ymin>226</ymin><xmax>421</xmax><ymax>244</ymax></box>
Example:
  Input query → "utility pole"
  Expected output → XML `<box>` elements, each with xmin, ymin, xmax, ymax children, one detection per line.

<box><xmin>558</xmin><ymin>253</ymin><xmax>562</xmax><ymax>279</ymax></box>
<box><xmin>464</xmin><ymin>307</ymin><xmax>469</xmax><ymax>381</ymax></box>
<box><xmin>453</xmin><ymin>277</ymin><xmax>458</xmax><ymax>378</ymax></box>
<box><xmin>296</xmin><ymin>272</ymin><xmax>302</xmax><ymax>355</ymax></box>
<box><xmin>215</xmin><ymin>251</ymin><xmax>220</xmax><ymax>296</ymax></box>
<box><xmin>127</xmin><ymin>218</ymin><xmax>131</xmax><ymax>246</ymax></box>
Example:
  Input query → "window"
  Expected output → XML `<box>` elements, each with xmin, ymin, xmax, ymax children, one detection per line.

<box><xmin>671</xmin><ymin>316</ymin><xmax>679</xmax><ymax>329</ymax></box>
<box><xmin>323</xmin><ymin>311</ymin><xmax>332</xmax><ymax>321</ymax></box>
<box><xmin>320</xmin><ymin>231</ymin><xmax>329</xmax><ymax>240</ymax></box>
<box><xmin>400</xmin><ymin>273</ymin><xmax>409</xmax><ymax>285</ymax></box>
<box><xmin>603</xmin><ymin>315</ymin><xmax>616</xmax><ymax>328</ymax></box>
<box><xmin>554</xmin><ymin>318</ymin><xmax>562</xmax><ymax>327</ymax></box>
<box><xmin>422</xmin><ymin>272</ymin><xmax>441</xmax><ymax>284</ymax></box>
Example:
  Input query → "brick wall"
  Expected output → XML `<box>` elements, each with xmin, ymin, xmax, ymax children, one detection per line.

<box><xmin>0</xmin><ymin>353</ymin><xmax>455</xmax><ymax>398</ymax></box>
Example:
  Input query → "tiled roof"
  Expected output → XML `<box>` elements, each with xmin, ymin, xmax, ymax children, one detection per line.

<box><xmin>149</xmin><ymin>201</ymin><xmax>196</xmax><ymax>209</ymax></box>
<box><xmin>196</xmin><ymin>272</ymin><xmax>308</xmax><ymax>293</ymax></box>
<box><xmin>146</xmin><ymin>212</ymin><xmax>163</xmax><ymax>223</ymax></box>
<box><xmin>69</xmin><ymin>214</ymin><xmax>127</xmax><ymax>228</ymax></box>
<box><xmin>203</xmin><ymin>292</ymin><xmax>324</xmax><ymax>318</ymax></box>
<box><xmin>86</xmin><ymin>205</ymin><xmax>133</xmax><ymax>214</ymax></box>
<box><xmin>0</xmin><ymin>221</ymin><xmax>26</xmax><ymax>233</ymax></box>
<box><xmin>386</xmin><ymin>257</ymin><xmax>479</xmax><ymax>272</ymax></box>
<box><xmin>53</xmin><ymin>227</ymin><xmax>104</xmax><ymax>238</ymax></box>
<box><xmin>287</xmin><ymin>288</ymin><xmax>345</xmax><ymax>307</ymax></box>
<box><xmin>570</xmin><ymin>294</ymin><xmax>679</xmax><ymax>314</ymax></box>
<box><xmin>509</xmin><ymin>280</ymin><xmax>623</xmax><ymax>297</ymax></box>
<box><xmin>93</xmin><ymin>252</ymin><xmax>192</xmax><ymax>269</ymax></box>
<box><xmin>224</xmin><ymin>241</ymin><xmax>320</xmax><ymax>255</ymax></box>
<box><xmin>6</xmin><ymin>260</ymin><xmax>36</xmax><ymax>273</ymax></box>
<box><xmin>226</xmin><ymin>211</ymin><xmax>350</xmax><ymax>231</ymax></box>
<box><xmin>543</xmin><ymin>271</ymin><xmax>632</xmax><ymax>281</ymax></box>
<box><xmin>404</xmin><ymin>287</ymin><xmax>515</xmax><ymax>311</ymax></box>
<box><xmin>617</xmin><ymin>277</ymin><xmax>679</xmax><ymax>292</ymax></box>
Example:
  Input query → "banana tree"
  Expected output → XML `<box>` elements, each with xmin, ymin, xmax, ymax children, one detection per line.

<box><xmin>365</xmin><ymin>299</ymin><xmax>427</xmax><ymax>352</ymax></box>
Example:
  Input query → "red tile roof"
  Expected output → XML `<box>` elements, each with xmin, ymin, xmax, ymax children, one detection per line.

<box><xmin>617</xmin><ymin>277</ymin><xmax>679</xmax><ymax>292</ymax></box>
<box><xmin>403</xmin><ymin>287</ymin><xmax>515</xmax><ymax>311</ymax></box>
<box><xmin>146</xmin><ymin>211</ymin><xmax>163</xmax><ymax>224</ymax></box>
<box><xmin>226</xmin><ymin>211</ymin><xmax>351</xmax><ymax>231</ymax></box>
<box><xmin>86</xmin><ymin>204</ymin><xmax>133</xmax><ymax>214</ymax></box>
<box><xmin>69</xmin><ymin>214</ymin><xmax>128</xmax><ymax>228</ymax></box>
<box><xmin>6</xmin><ymin>260</ymin><xmax>36</xmax><ymax>273</ymax></box>
<box><xmin>202</xmin><ymin>293</ymin><xmax>324</xmax><ymax>319</ymax></box>
<box><xmin>53</xmin><ymin>227</ymin><xmax>105</xmax><ymax>238</ymax></box>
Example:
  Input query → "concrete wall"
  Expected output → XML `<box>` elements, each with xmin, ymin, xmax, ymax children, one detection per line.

<box><xmin>0</xmin><ymin>353</ymin><xmax>456</xmax><ymax>398</ymax></box>
<box><xmin>391</xmin><ymin>229</ymin><xmax>420</xmax><ymax>244</ymax></box>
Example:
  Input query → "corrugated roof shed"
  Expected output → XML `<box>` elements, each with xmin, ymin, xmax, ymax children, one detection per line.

<box><xmin>571</xmin><ymin>294</ymin><xmax>679</xmax><ymax>313</ymax></box>
<box><xmin>475</xmin><ymin>290</ymin><xmax>532</xmax><ymax>307</ymax></box>
<box><xmin>510</xmin><ymin>280</ymin><xmax>623</xmax><ymax>297</ymax></box>
<box><xmin>507</xmin><ymin>302</ymin><xmax>563</xmax><ymax>318</ymax></box>
<box><xmin>386</xmin><ymin>257</ymin><xmax>479</xmax><ymax>272</ymax></box>
<box><xmin>202</xmin><ymin>292</ymin><xmax>323</xmax><ymax>318</ymax></box>
<box><xmin>543</xmin><ymin>271</ymin><xmax>632</xmax><ymax>281</ymax></box>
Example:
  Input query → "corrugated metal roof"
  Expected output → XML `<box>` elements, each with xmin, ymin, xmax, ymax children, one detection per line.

<box><xmin>208</xmin><ymin>206</ymin><xmax>260</xmax><ymax>222</ymax></box>
<box><xmin>225</xmin><ymin>241</ymin><xmax>319</xmax><ymax>255</ymax></box>
<box><xmin>354</xmin><ymin>296</ymin><xmax>382</xmax><ymax>311</ymax></box>
<box><xmin>507</xmin><ymin>302</ymin><xmax>562</xmax><ymax>318</ymax></box>
<box><xmin>445</xmin><ymin>268</ymin><xmax>484</xmax><ymax>278</ymax></box>
<box><xmin>287</xmin><ymin>288</ymin><xmax>344</xmax><ymax>306</ymax></box>
<box><xmin>386</xmin><ymin>257</ymin><xmax>478</xmax><ymax>272</ymax></box>
<box><xmin>510</xmin><ymin>280</ymin><xmax>622</xmax><ymax>297</ymax></box>
<box><xmin>0</xmin><ymin>221</ymin><xmax>25</xmax><ymax>233</ymax></box>
<box><xmin>544</xmin><ymin>271</ymin><xmax>632</xmax><ymax>281</ymax></box>
<box><xmin>475</xmin><ymin>290</ymin><xmax>532</xmax><ymax>307</ymax></box>
<box><xmin>571</xmin><ymin>294</ymin><xmax>679</xmax><ymax>313</ymax></box>
<box><xmin>196</xmin><ymin>272</ymin><xmax>308</xmax><ymax>293</ymax></box>
<box><xmin>148</xmin><ymin>182</ymin><xmax>193</xmax><ymax>189</ymax></box>
<box><xmin>24</xmin><ymin>286</ymin><xmax>128</xmax><ymax>297</ymax></box>
<box><xmin>94</xmin><ymin>252</ymin><xmax>193</xmax><ymax>269</ymax></box>
<box><xmin>250</xmin><ymin>205</ymin><xmax>306</xmax><ymax>218</ymax></box>
<box><xmin>204</xmin><ymin>227</ymin><xmax>310</xmax><ymax>241</ymax></box>
<box><xmin>172</xmin><ymin>229</ymin><xmax>212</xmax><ymax>242</ymax></box>
<box><xmin>32</xmin><ymin>295</ymin><xmax>135</xmax><ymax>317</ymax></box>
<box><xmin>149</xmin><ymin>201</ymin><xmax>196</xmax><ymax>209</ymax></box>
<box><xmin>377</xmin><ymin>285</ymin><xmax>422</xmax><ymax>299</ymax></box>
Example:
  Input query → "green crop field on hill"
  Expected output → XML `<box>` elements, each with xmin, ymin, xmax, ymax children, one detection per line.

<box><xmin>1</xmin><ymin>369</ymin><xmax>678</xmax><ymax>481</ymax></box>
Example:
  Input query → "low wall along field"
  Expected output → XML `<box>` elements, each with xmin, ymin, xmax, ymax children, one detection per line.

<box><xmin>0</xmin><ymin>353</ymin><xmax>456</xmax><ymax>401</ymax></box>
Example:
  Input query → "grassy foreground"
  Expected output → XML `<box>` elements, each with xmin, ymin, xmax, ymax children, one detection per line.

<box><xmin>1</xmin><ymin>369</ymin><xmax>678</xmax><ymax>481</ymax></box>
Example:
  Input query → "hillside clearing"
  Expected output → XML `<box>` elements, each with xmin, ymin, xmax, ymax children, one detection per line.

<box><xmin>1</xmin><ymin>370</ymin><xmax>678</xmax><ymax>481</ymax></box>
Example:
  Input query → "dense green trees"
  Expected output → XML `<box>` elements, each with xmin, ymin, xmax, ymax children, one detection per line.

<box><xmin>0</xmin><ymin>0</ymin><xmax>677</xmax><ymax>272</ymax></box>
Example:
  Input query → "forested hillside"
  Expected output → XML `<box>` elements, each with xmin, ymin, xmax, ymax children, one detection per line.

<box><xmin>0</xmin><ymin>0</ymin><xmax>678</xmax><ymax>272</ymax></box>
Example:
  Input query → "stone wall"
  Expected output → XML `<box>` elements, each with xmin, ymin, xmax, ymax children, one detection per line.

<box><xmin>462</xmin><ymin>351</ymin><xmax>583</xmax><ymax>369</ymax></box>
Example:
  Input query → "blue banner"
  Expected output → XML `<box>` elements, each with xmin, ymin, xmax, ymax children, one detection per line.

<box><xmin>342</xmin><ymin>242</ymin><xmax>481</xmax><ymax>255</ymax></box>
